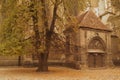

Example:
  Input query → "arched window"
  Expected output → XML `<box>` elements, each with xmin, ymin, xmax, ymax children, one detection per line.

<box><xmin>88</xmin><ymin>37</ymin><xmax>105</xmax><ymax>51</ymax></box>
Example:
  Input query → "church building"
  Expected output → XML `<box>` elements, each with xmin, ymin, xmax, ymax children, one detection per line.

<box><xmin>64</xmin><ymin>10</ymin><xmax>113</xmax><ymax>69</ymax></box>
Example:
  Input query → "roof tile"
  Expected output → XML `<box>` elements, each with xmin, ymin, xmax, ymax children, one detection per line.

<box><xmin>77</xmin><ymin>10</ymin><xmax>112</xmax><ymax>31</ymax></box>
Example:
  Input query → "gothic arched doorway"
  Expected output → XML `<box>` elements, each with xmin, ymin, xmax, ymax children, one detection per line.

<box><xmin>88</xmin><ymin>37</ymin><xmax>106</xmax><ymax>68</ymax></box>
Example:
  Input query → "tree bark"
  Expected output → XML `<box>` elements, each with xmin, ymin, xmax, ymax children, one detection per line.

<box><xmin>37</xmin><ymin>53</ymin><xmax>48</xmax><ymax>72</ymax></box>
<box><xmin>36</xmin><ymin>0</ymin><xmax>58</xmax><ymax>72</ymax></box>
<box><xmin>29</xmin><ymin>0</ymin><xmax>48</xmax><ymax>72</ymax></box>
<box><xmin>18</xmin><ymin>56</ymin><xmax>22</xmax><ymax>66</ymax></box>
<box><xmin>32</xmin><ymin>0</ymin><xmax>58</xmax><ymax>72</ymax></box>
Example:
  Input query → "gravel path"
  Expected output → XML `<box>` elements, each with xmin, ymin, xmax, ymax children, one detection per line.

<box><xmin>0</xmin><ymin>67</ymin><xmax>120</xmax><ymax>80</ymax></box>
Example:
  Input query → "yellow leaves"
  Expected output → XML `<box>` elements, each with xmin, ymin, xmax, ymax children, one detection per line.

<box><xmin>11</xmin><ymin>47</ymin><xmax>19</xmax><ymax>54</ymax></box>
<box><xmin>62</xmin><ymin>0</ymin><xmax>87</xmax><ymax>33</ymax></box>
<box><xmin>0</xmin><ymin>0</ymin><xmax>87</xmax><ymax>57</ymax></box>
<box><xmin>63</xmin><ymin>0</ymin><xmax>87</xmax><ymax>16</ymax></box>
<box><xmin>65</xmin><ymin>16</ymin><xmax>79</xmax><ymax>32</ymax></box>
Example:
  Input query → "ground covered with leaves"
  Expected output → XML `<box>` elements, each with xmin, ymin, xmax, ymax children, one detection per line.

<box><xmin>0</xmin><ymin>66</ymin><xmax>120</xmax><ymax>80</ymax></box>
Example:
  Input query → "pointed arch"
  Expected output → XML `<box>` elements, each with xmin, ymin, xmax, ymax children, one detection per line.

<box><xmin>88</xmin><ymin>36</ymin><xmax>106</xmax><ymax>51</ymax></box>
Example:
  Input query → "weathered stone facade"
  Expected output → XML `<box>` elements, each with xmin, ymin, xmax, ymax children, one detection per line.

<box><xmin>64</xmin><ymin>10</ymin><xmax>113</xmax><ymax>69</ymax></box>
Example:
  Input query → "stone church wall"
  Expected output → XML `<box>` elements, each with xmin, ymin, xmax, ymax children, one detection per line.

<box><xmin>79</xmin><ymin>28</ymin><xmax>112</xmax><ymax>69</ymax></box>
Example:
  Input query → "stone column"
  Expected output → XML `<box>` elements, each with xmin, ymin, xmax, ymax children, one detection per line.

<box><xmin>74</xmin><ymin>30</ymin><xmax>81</xmax><ymax>69</ymax></box>
<box><xmin>106</xmin><ymin>33</ymin><xmax>114</xmax><ymax>68</ymax></box>
<box><xmin>79</xmin><ymin>29</ymin><xmax>87</xmax><ymax>69</ymax></box>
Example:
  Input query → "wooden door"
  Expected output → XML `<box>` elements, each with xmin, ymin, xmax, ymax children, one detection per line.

<box><xmin>88</xmin><ymin>54</ymin><xmax>95</xmax><ymax>68</ymax></box>
<box><xmin>96</xmin><ymin>54</ymin><xmax>105</xmax><ymax>67</ymax></box>
<box><xmin>96</xmin><ymin>54</ymin><xmax>101</xmax><ymax>67</ymax></box>
<box><xmin>88</xmin><ymin>53</ymin><xmax>105</xmax><ymax>68</ymax></box>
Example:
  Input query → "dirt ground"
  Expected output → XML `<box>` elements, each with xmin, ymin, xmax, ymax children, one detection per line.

<box><xmin>0</xmin><ymin>66</ymin><xmax>120</xmax><ymax>80</ymax></box>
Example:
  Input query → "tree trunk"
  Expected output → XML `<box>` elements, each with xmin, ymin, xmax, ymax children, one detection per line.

<box><xmin>18</xmin><ymin>56</ymin><xmax>22</xmax><ymax>66</ymax></box>
<box><xmin>36</xmin><ymin>32</ymin><xmax>53</xmax><ymax>72</ymax></box>
<box><xmin>36</xmin><ymin>0</ymin><xmax>58</xmax><ymax>72</ymax></box>
<box><xmin>29</xmin><ymin>0</ymin><xmax>48</xmax><ymax>72</ymax></box>
<box><xmin>36</xmin><ymin>53</ymin><xmax>48</xmax><ymax>72</ymax></box>
<box><xmin>35</xmin><ymin>0</ymin><xmax>58</xmax><ymax>72</ymax></box>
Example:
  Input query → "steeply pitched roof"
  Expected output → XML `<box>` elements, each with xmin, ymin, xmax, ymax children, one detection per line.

<box><xmin>77</xmin><ymin>10</ymin><xmax>112</xmax><ymax>31</ymax></box>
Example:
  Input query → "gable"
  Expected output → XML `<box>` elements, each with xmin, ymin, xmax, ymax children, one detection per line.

<box><xmin>77</xmin><ymin>10</ymin><xmax>112</xmax><ymax>31</ymax></box>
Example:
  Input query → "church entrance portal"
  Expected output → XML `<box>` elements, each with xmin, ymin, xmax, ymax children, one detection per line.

<box><xmin>88</xmin><ymin>37</ymin><xmax>106</xmax><ymax>68</ymax></box>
